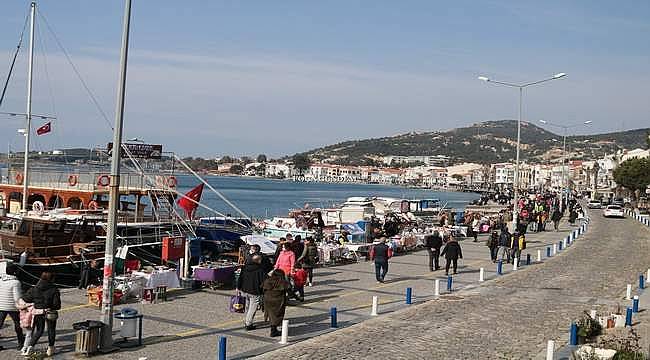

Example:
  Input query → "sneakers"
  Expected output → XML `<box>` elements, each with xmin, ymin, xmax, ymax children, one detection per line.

<box><xmin>270</xmin><ymin>327</ymin><xmax>281</xmax><ymax>337</ymax></box>
<box><xmin>47</xmin><ymin>346</ymin><xmax>55</xmax><ymax>356</ymax></box>
<box><xmin>21</xmin><ymin>345</ymin><xmax>32</xmax><ymax>356</ymax></box>
<box><xmin>308</xmin><ymin>282</ymin><xmax>313</xmax><ymax>287</ymax></box>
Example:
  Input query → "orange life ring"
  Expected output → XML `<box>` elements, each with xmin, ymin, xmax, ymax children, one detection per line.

<box><xmin>88</xmin><ymin>201</ymin><xmax>99</xmax><ymax>211</ymax></box>
<box><xmin>97</xmin><ymin>175</ymin><xmax>110</xmax><ymax>187</ymax></box>
<box><xmin>15</xmin><ymin>172</ymin><xmax>24</xmax><ymax>185</ymax></box>
<box><xmin>68</xmin><ymin>175</ymin><xmax>78</xmax><ymax>187</ymax></box>
<box><xmin>166</xmin><ymin>176</ymin><xmax>177</xmax><ymax>188</ymax></box>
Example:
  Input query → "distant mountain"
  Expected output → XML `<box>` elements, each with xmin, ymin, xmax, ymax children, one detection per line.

<box><xmin>298</xmin><ymin>120</ymin><xmax>650</xmax><ymax>165</ymax></box>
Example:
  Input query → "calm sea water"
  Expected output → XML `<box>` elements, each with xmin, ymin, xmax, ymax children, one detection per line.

<box><xmin>174</xmin><ymin>175</ymin><xmax>479</xmax><ymax>219</ymax></box>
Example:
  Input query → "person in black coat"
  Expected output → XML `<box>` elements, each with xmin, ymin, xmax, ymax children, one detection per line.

<box><xmin>425</xmin><ymin>231</ymin><xmax>443</xmax><ymax>271</ymax></box>
<box><xmin>247</xmin><ymin>244</ymin><xmax>274</xmax><ymax>274</ymax></box>
<box><xmin>371</xmin><ymin>238</ymin><xmax>391</xmax><ymax>282</ymax></box>
<box><xmin>440</xmin><ymin>237</ymin><xmax>463</xmax><ymax>275</ymax></box>
<box><xmin>22</xmin><ymin>272</ymin><xmax>61</xmax><ymax>356</ymax></box>
<box><xmin>236</xmin><ymin>255</ymin><xmax>268</xmax><ymax>330</ymax></box>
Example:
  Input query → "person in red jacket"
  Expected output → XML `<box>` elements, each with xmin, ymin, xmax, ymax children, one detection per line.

<box><xmin>291</xmin><ymin>263</ymin><xmax>307</xmax><ymax>302</ymax></box>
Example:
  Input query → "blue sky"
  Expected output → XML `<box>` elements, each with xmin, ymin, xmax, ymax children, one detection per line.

<box><xmin>1</xmin><ymin>0</ymin><xmax>648</xmax><ymax>157</ymax></box>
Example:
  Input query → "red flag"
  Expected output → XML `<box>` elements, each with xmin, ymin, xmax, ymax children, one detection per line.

<box><xmin>177</xmin><ymin>183</ymin><xmax>204</xmax><ymax>219</ymax></box>
<box><xmin>36</xmin><ymin>122</ymin><xmax>51</xmax><ymax>135</ymax></box>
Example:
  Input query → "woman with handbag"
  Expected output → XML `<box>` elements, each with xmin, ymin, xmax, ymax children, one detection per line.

<box><xmin>22</xmin><ymin>271</ymin><xmax>61</xmax><ymax>357</ymax></box>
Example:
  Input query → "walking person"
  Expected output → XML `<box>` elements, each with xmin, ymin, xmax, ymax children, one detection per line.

<box><xmin>274</xmin><ymin>242</ymin><xmax>296</xmax><ymax>276</ymax></box>
<box><xmin>425</xmin><ymin>231</ymin><xmax>443</xmax><ymax>271</ymax></box>
<box><xmin>297</xmin><ymin>237</ymin><xmax>319</xmax><ymax>286</ymax></box>
<box><xmin>290</xmin><ymin>263</ymin><xmax>307</xmax><ymax>302</ymax></box>
<box><xmin>551</xmin><ymin>207</ymin><xmax>562</xmax><ymax>231</ymax></box>
<box><xmin>510</xmin><ymin>231</ymin><xmax>520</xmax><ymax>265</ymax></box>
<box><xmin>247</xmin><ymin>244</ymin><xmax>274</xmax><ymax>274</ymax></box>
<box><xmin>16</xmin><ymin>297</ymin><xmax>34</xmax><ymax>355</ymax></box>
<box><xmin>236</xmin><ymin>254</ymin><xmax>267</xmax><ymax>331</ymax></box>
<box><xmin>262</xmin><ymin>269</ymin><xmax>290</xmax><ymax>337</ymax></box>
<box><xmin>440</xmin><ymin>236</ymin><xmax>463</xmax><ymax>275</ymax></box>
<box><xmin>498</xmin><ymin>228</ymin><xmax>511</xmax><ymax>263</ymax></box>
<box><xmin>487</xmin><ymin>230</ymin><xmax>499</xmax><ymax>262</ymax></box>
<box><xmin>471</xmin><ymin>215</ymin><xmax>480</xmax><ymax>242</ymax></box>
<box><xmin>22</xmin><ymin>271</ymin><xmax>61</xmax><ymax>356</ymax></box>
<box><xmin>370</xmin><ymin>238</ymin><xmax>392</xmax><ymax>283</ymax></box>
<box><xmin>0</xmin><ymin>264</ymin><xmax>25</xmax><ymax>351</ymax></box>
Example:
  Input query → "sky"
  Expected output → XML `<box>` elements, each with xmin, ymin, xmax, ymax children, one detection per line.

<box><xmin>0</xmin><ymin>0</ymin><xmax>648</xmax><ymax>158</ymax></box>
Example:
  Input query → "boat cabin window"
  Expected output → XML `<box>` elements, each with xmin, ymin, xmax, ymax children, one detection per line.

<box><xmin>16</xmin><ymin>221</ymin><xmax>30</xmax><ymax>236</ymax></box>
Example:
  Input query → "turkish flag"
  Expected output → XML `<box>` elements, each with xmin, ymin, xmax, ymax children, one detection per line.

<box><xmin>36</xmin><ymin>122</ymin><xmax>51</xmax><ymax>135</ymax></box>
<box><xmin>177</xmin><ymin>183</ymin><xmax>204</xmax><ymax>219</ymax></box>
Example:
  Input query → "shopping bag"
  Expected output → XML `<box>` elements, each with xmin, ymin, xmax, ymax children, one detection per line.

<box><xmin>229</xmin><ymin>293</ymin><xmax>246</xmax><ymax>313</ymax></box>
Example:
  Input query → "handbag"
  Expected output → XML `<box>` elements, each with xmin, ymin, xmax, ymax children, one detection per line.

<box><xmin>45</xmin><ymin>310</ymin><xmax>59</xmax><ymax>321</ymax></box>
<box><xmin>229</xmin><ymin>292</ymin><xmax>246</xmax><ymax>313</ymax></box>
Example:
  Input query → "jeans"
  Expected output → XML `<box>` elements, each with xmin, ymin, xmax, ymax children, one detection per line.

<box><xmin>498</xmin><ymin>246</ymin><xmax>511</xmax><ymax>262</ymax></box>
<box><xmin>374</xmin><ymin>261</ymin><xmax>388</xmax><ymax>281</ymax></box>
<box><xmin>243</xmin><ymin>293</ymin><xmax>262</xmax><ymax>327</ymax></box>
<box><xmin>29</xmin><ymin>314</ymin><xmax>57</xmax><ymax>347</ymax></box>
<box><xmin>0</xmin><ymin>310</ymin><xmax>25</xmax><ymax>346</ymax></box>
<box><xmin>445</xmin><ymin>258</ymin><xmax>458</xmax><ymax>274</ymax></box>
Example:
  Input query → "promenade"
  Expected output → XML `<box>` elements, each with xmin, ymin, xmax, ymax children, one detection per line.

<box><xmin>2</xmin><ymin>214</ymin><xmax>647</xmax><ymax>359</ymax></box>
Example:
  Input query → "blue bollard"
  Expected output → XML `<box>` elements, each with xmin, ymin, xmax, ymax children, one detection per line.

<box><xmin>633</xmin><ymin>297</ymin><xmax>640</xmax><ymax>313</ymax></box>
<box><xmin>330</xmin><ymin>307</ymin><xmax>338</xmax><ymax>328</ymax></box>
<box><xmin>547</xmin><ymin>247</ymin><xmax>551</xmax><ymax>257</ymax></box>
<box><xmin>406</xmin><ymin>287</ymin><xmax>412</xmax><ymax>304</ymax></box>
<box><xmin>558</xmin><ymin>241</ymin><xmax>563</xmax><ymax>251</ymax></box>
<box><xmin>566</xmin><ymin>235</ymin><xmax>570</xmax><ymax>245</ymax></box>
<box><xmin>570</xmin><ymin>322</ymin><xmax>578</xmax><ymax>345</ymax></box>
<box><xmin>218</xmin><ymin>336</ymin><xmax>227</xmax><ymax>360</ymax></box>
<box><xmin>640</xmin><ymin>274</ymin><xmax>645</xmax><ymax>290</ymax></box>
<box><xmin>626</xmin><ymin>307</ymin><xmax>633</xmax><ymax>327</ymax></box>
<box><xmin>497</xmin><ymin>260</ymin><xmax>503</xmax><ymax>275</ymax></box>
<box><xmin>526</xmin><ymin>254</ymin><xmax>531</xmax><ymax>265</ymax></box>
<box><xmin>447</xmin><ymin>276</ymin><xmax>453</xmax><ymax>292</ymax></box>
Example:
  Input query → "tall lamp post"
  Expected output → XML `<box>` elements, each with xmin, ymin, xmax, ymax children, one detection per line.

<box><xmin>539</xmin><ymin>120</ymin><xmax>592</xmax><ymax>204</ymax></box>
<box><xmin>478</xmin><ymin>73</ymin><xmax>566</xmax><ymax>231</ymax></box>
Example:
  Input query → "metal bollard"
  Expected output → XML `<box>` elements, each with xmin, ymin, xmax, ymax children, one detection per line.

<box><xmin>280</xmin><ymin>319</ymin><xmax>289</xmax><ymax>344</ymax></box>
<box><xmin>371</xmin><ymin>296</ymin><xmax>379</xmax><ymax>316</ymax></box>
<box><xmin>553</xmin><ymin>243</ymin><xmax>557</xmax><ymax>256</ymax></box>
<box><xmin>537</xmin><ymin>249</ymin><xmax>541</xmax><ymax>262</ymax></box>
<box><xmin>547</xmin><ymin>247</ymin><xmax>551</xmax><ymax>257</ymax></box>
<box><xmin>566</xmin><ymin>235</ymin><xmax>571</xmax><ymax>245</ymax></box>
<box><xmin>218</xmin><ymin>336</ymin><xmax>227</xmax><ymax>360</ymax></box>
<box><xmin>434</xmin><ymin>279</ymin><xmax>440</xmax><ymax>297</ymax></box>
<box><xmin>526</xmin><ymin>254</ymin><xmax>531</xmax><ymax>265</ymax></box>
<box><xmin>512</xmin><ymin>258</ymin><xmax>518</xmax><ymax>271</ymax></box>
<box><xmin>447</xmin><ymin>276</ymin><xmax>453</xmax><ymax>292</ymax></box>
<box><xmin>546</xmin><ymin>340</ymin><xmax>555</xmax><ymax>360</ymax></box>
<box><xmin>406</xmin><ymin>287</ymin><xmax>412</xmax><ymax>304</ymax></box>
<box><xmin>558</xmin><ymin>241</ymin><xmax>563</xmax><ymax>251</ymax></box>
<box><xmin>625</xmin><ymin>307</ymin><xmax>633</xmax><ymax>327</ymax></box>
<box><xmin>640</xmin><ymin>274</ymin><xmax>645</xmax><ymax>290</ymax></box>
<box><xmin>563</xmin><ymin>238</ymin><xmax>567</xmax><ymax>249</ymax></box>
<box><xmin>330</xmin><ymin>307</ymin><xmax>338</xmax><ymax>328</ymax></box>
<box><xmin>479</xmin><ymin>267</ymin><xmax>484</xmax><ymax>282</ymax></box>
<box><xmin>626</xmin><ymin>284</ymin><xmax>632</xmax><ymax>300</ymax></box>
<box><xmin>633</xmin><ymin>295</ymin><xmax>640</xmax><ymax>313</ymax></box>
<box><xmin>647</xmin><ymin>269</ymin><xmax>650</xmax><ymax>285</ymax></box>
<box><xmin>570</xmin><ymin>322</ymin><xmax>578</xmax><ymax>345</ymax></box>
<box><xmin>497</xmin><ymin>260</ymin><xmax>503</xmax><ymax>275</ymax></box>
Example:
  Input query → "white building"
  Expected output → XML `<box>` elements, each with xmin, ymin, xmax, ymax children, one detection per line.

<box><xmin>265</xmin><ymin>163</ymin><xmax>294</xmax><ymax>178</ymax></box>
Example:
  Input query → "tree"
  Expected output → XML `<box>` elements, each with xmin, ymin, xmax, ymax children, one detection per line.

<box><xmin>256</xmin><ymin>154</ymin><xmax>267</xmax><ymax>163</ymax></box>
<box><xmin>218</xmin><ymin>156</ymin><xmax>234</xmax><ymax>164</ymax></box>
<box><xmin>292</xmin><ymin>154</ymin><xmax>311</xmax><ymax>171</ymax></box>
<box><xmin>451</xmin><ymin>174</ymin><xmax>464</xmax><ymax>181</ymax></box>
<box><xmin>229</xmin><ymin>164</ymin><xmax>244</xmax><ymax>174</ymax></box>
<box><xmin>240</xmin><ymin>156</ymin><xmax>253</xmax><ymax>165</ymax></box>
<box><xmin>613</xmin><ymin>158</ymin><xmax>650</xmax><ymax>200</ymax></box>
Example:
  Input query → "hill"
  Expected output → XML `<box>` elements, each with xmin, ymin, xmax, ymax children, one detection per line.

<box><xmin>298</xmin><ymin>120</ymin><xmax>650</xmax><ymax>165</ymax></box>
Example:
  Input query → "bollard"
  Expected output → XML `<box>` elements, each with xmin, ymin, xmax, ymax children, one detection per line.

<box><xmin>526</xmin><ymin>254</ymin><xmax>531</xmax><ymax>265</ymax></box>
<box><xmin>570</xmin><ymin>322</ymin><xmax>578</xmax><ymax>346</ymax></box>
<box><xmin>479</xmin><ymin>267</ymin><xmax>484</xmax><ymax>282</ymax></box>
<box><xmin>546</xmin><ymin>340</ymin><xmax>555</xmax><ymax>360</ymax></box>
<box><xmin>537</xmin><ymin>249</ymin><xmax>542</xmax><ymax>262</ymax></box>
<box><xmin>218</xmin><ymin>336</ymin><xmax>227</xmax><ymax>360</ymax></box>
<box><xmin>434</xmin><ymin>279</ymin><xmax>440</xmax><ymax>297</ymax></box>
<box><xmin>563</xmin><ymin>238</ymin><xmax>567</xmax><ymax>249</ymax></box>
<box><xmin>279</xmin><ymin>319</ymin><xmax>289</xmax><ymax>344</ymax></box>
<box><xmin>447</xmin><ymin>276</ymin><xmax>453</xmax><ymax>292</ymax></box>
<box><xmin>558</xmin><ymin>241</ymin><xmax>563</xmax><ymax>251</ymax></box>
<box><xmin>497</xmin><ymin>260</ymin><xmax>503</xmax><ymax>275</ymax></box>
<box><xmin>647</xmin><ymin>269</ymin><xmax>650</xmax><ymax>285</ymax></box>
<box><xmin>406</xmin><ymin>287</ymin><xmax>413</xmax><ymax>304</ymax></box>
<box><xmin>640</xmin><ymin>274</ymin><xmax>645</xmax><ymax>290</ymax></box>
<box><xmin>552</xmin><ymin>243</ymin><xmax>557</xmax><ymax>256</ymax></box>
<box><xmin>633</xmin><ymin>295</ymin><xmax>640</xmax><ymax>313</ymax></box>
<box><xmin>626</xmin><ymin>284</ymin><xmax>632</xmax><ymax>300</ymax></box>
<box><xmin>625</xmin><ymin>307</ymin><xmax>633</xmax><ymax>327</ymax></box>
<box><xmin>512</xmin><ymin>258</ymin><xmax>518</xmax><ymax>271</ymax></box>
<box><xmin>330</xmin><ymin>307</ymin><xmax>338</xmax><ymax>328</ymax></box>
<box><xmin>371</xmin><ymin>296</ymin><xmax>378</xmax><ymax>316</ymax></box>
<box><xmin>566</xmin><ymin>235</ymin><xmax>570</xmax><ymax>245</ymax></box>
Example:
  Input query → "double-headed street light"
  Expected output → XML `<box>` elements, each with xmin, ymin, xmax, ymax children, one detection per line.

<box><xmin>478</xmin><ymin>72</ymin><xmax>566</xmax><ymax>231</ymax></box>
<box><xmin>539</xmin><ymin>119</ymin><xmax>592</xmax><ymax>204</ymax></box>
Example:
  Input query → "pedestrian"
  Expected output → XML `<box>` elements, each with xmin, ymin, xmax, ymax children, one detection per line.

<box><xmin>291</xmin><ymin>234</ymin><xmax>304</xmax><ymax>260</ymax></box>
<box><xmin>471</xmin><ymin>215</ymin><xmax>480</xmax><ymax>242</ymax></box>
<box><xmin>510</xmin><ymin>231</ymin><xmax>521</xmax><ymax>264</ymax></box>
<box><xmin>248</xmin><ymin>244</ymin><xmax>274</xmax><ymax>274</ymax></box>
<box><xmin>236</xmin><ymin>254</ymin><xmax>268</xmax><ymax>331</ymax></box>
<box><xmin>487</xmin><ymin>230</ymin><xmax>499</xmax><ymax>262</ymax></box>
<box><xmin>425</xmin><ymin>231</ymin><xmax>442</xmax><ymax>271</ymax></box>
<box><xmin>370</xmin><ymin>237</ymin><xmax>392</xmax><ymax>283</ymax></box>
<box><xmin>297</xmin><ymin>237</ymin><xmax>319</xmax><ymax>286</ymax></box>
<box><xmin>498</xmin><ymin>228</ymin><xmax>511</xmax><ymax>263</ymax></box>
<box><xmin>291</xmin><ymin>263</ymin><xmax>307</xmax><ymax>302</ymax></box>
<box><xmin>273</xmin><ymin>237</ymin><xmax>286</xmax><ymax>262</ymax></box>
<box><xmin>0</xmin><ymin>263</ymin><xmax>25</xmax><ymax>352</ymax></box>
<box><xmin>262</xmin><ymin>269</ymin><xmax>290</xmax><ymax>337</ymax></box>
<box><xmin>440</xmin><ymin>236</ymin><xmax>463</xmax><ymax>275</ymax></box>
<box><xmin>274</xmin><ymin>242</ymin><xmax>296</xmax><ymax>276</ymax></box>
<box><xmin>22</xmin><ymin>271</ymin><xmax>61</xmax><ymax>357</ymax></box>
<box><xmin>16</xmin><ymin>298</ymin><xmax>34</xmax><ymax>355</ymax></box>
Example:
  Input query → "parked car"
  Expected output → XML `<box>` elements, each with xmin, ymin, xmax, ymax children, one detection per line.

<box><xmin>587</xmin><ymin>200</ymin><xmax>602</xmax><ymax>209</ymax></box>
<box><xmin>603</xmin><ymin>205</ymin><xmax>625</xmax><ymax>218</ymax></box>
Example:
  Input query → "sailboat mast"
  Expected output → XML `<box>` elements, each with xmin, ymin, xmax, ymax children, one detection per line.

<box><xmin>21</xmin><ymin>1</ymin><xmax>36</xmax><ymax>213</ymax></box>
<box><xmin>100</xmin><ymin>0</ymin><xmax>132</xmax><ymax>350</ymax></box>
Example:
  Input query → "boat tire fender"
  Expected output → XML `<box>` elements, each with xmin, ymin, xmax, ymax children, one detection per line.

<box><xmin>68</xmin><ymin>174</ymin><xmax>78</xmax><ymax>187</ymax></box>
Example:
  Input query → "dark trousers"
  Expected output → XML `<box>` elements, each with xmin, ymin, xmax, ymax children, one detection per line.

<box><xmin>306</xmin><ymin>268</ymin><xmax>314</xmax><ymax>283</ymax></box>
<box><xmin>489</xmin><ymin>247</ymin><xmax>498</xmax><ymax>261</ymax></box>
<box><xmin>29</xmin><ymin>314</ymin><xmax>57</xmax><ymax>347</ymax></box>
<box><xmin>426</xmin><ymin>249</ymin><xmax>440</xmax><ymax>270</ymax></box>
<box><xmin>374</xmin><ymin>261</ymin><xmax>388</xmax><ymax>281</ymax></box>
<box><xmin>445</xmin><ymin>258</ymin><xmax>458</xmax><ymax>274</ymax></box>
<box><xmin>0</xmin><ymin>310</ymin><xmax>25</xmax><ymax>346</ymax></box>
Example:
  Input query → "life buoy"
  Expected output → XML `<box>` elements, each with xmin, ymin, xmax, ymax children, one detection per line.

<box><xmin>32</xmin><ymin>201</ymin><xmax>44</xmax><ymax>215</ymax></box>
<box><xmin>88</xmin><ymin>201</ymin><xmax>99</xmax><ymax>211</ymax></box>
<box><xmin>166</xmin><ymin>176</ymin><xmax>177</xmax><ymax>188</ymax></box>
<box><xmin>68</xmin><ymin>175</ymin><xmax>78</xmax><ymax>187</ymax></box>
<box><xmin>15</xmin><ymin>172</ymin><xmax>24</xmax><ymax>185</ymax></box>
<box><xmin>155</xmin><ymin>176</ymin><xmax>165</xmax><ymax>188</ymax></box>
<box><xmin>97</xmin><ymin>175</ymin><xmax>110</xmax><ymax>187</ymax></box>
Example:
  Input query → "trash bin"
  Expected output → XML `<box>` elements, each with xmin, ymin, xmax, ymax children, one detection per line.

<box><xmin>114</xmin><ymin>308</ymin><xmax>138</xmax><ymax>338</ymax></box>
<box><xmin>73</xmin><ymin>320</ymin><xmax>104</xmax><ymax>355</ymax></box>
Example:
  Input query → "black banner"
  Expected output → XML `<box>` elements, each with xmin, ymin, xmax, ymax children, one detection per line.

<box><xmin>107</xmin><ymin>143</ymin><xmax>163</xmax><ymax>159</ymax></box>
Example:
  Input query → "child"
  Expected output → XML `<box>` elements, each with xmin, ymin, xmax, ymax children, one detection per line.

<box><xmin>16</xmin><ymin>298</ymin><xmax>34</xmax><ymax>355</ymax></box>
<box><xmin>291</xmin><ymin>264</ymin><xmax>308</xmax><ymax>302</ymax></box>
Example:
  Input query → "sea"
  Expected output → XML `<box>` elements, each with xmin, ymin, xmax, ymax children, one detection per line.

<box><xmin>174</xmin><ymin>175</ymin><xmax>480</xmax><ymax>219</ymax></box>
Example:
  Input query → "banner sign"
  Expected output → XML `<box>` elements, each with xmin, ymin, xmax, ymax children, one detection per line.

<box><xmin>107</xmin><ymin>143</ymin><xmax>162</xmax><ymax>159</ymax></box>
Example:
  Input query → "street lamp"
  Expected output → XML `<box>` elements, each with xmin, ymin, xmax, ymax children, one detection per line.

<box><xmin>538</xmin><ymin>119</ymin><xmax>592</xmax><ymax>205</ymax></box>
<box><xmin>478</xmin><ymin>73</ymin><xmax>566</xmax><ymax>231</ymax></box>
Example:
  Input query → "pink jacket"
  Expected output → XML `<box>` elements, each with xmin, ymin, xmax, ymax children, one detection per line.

<box><xmin>274</xmin><ymin>250</ymin><xmax>295</xmax><ymax>275</ymax></box>
<box><xmin>16</xmin><ymin>298</ymin><xmax>35</xmax><ymax>329</ymax></box>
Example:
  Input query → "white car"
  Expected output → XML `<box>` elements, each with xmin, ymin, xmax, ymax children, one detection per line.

<box><xmin>587</xmin><ymin>200</ymin><xmax>602</xmax><ymax>209</ymax></box>
<box><xmin>603</xmin><ymin>205</ymin><xmax>624</xmax><ymax>218</ymax></box>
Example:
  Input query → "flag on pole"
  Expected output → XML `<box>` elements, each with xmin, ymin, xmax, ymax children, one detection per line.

<box><xmin>177</xmin><ymin>183</ymin><xmax>204</xmax><ymax>219</ymax></box>
<box><xmin>36</xmin><ymin>122</ymin><xmax>51</xmax><ymax>135</ymax></box>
